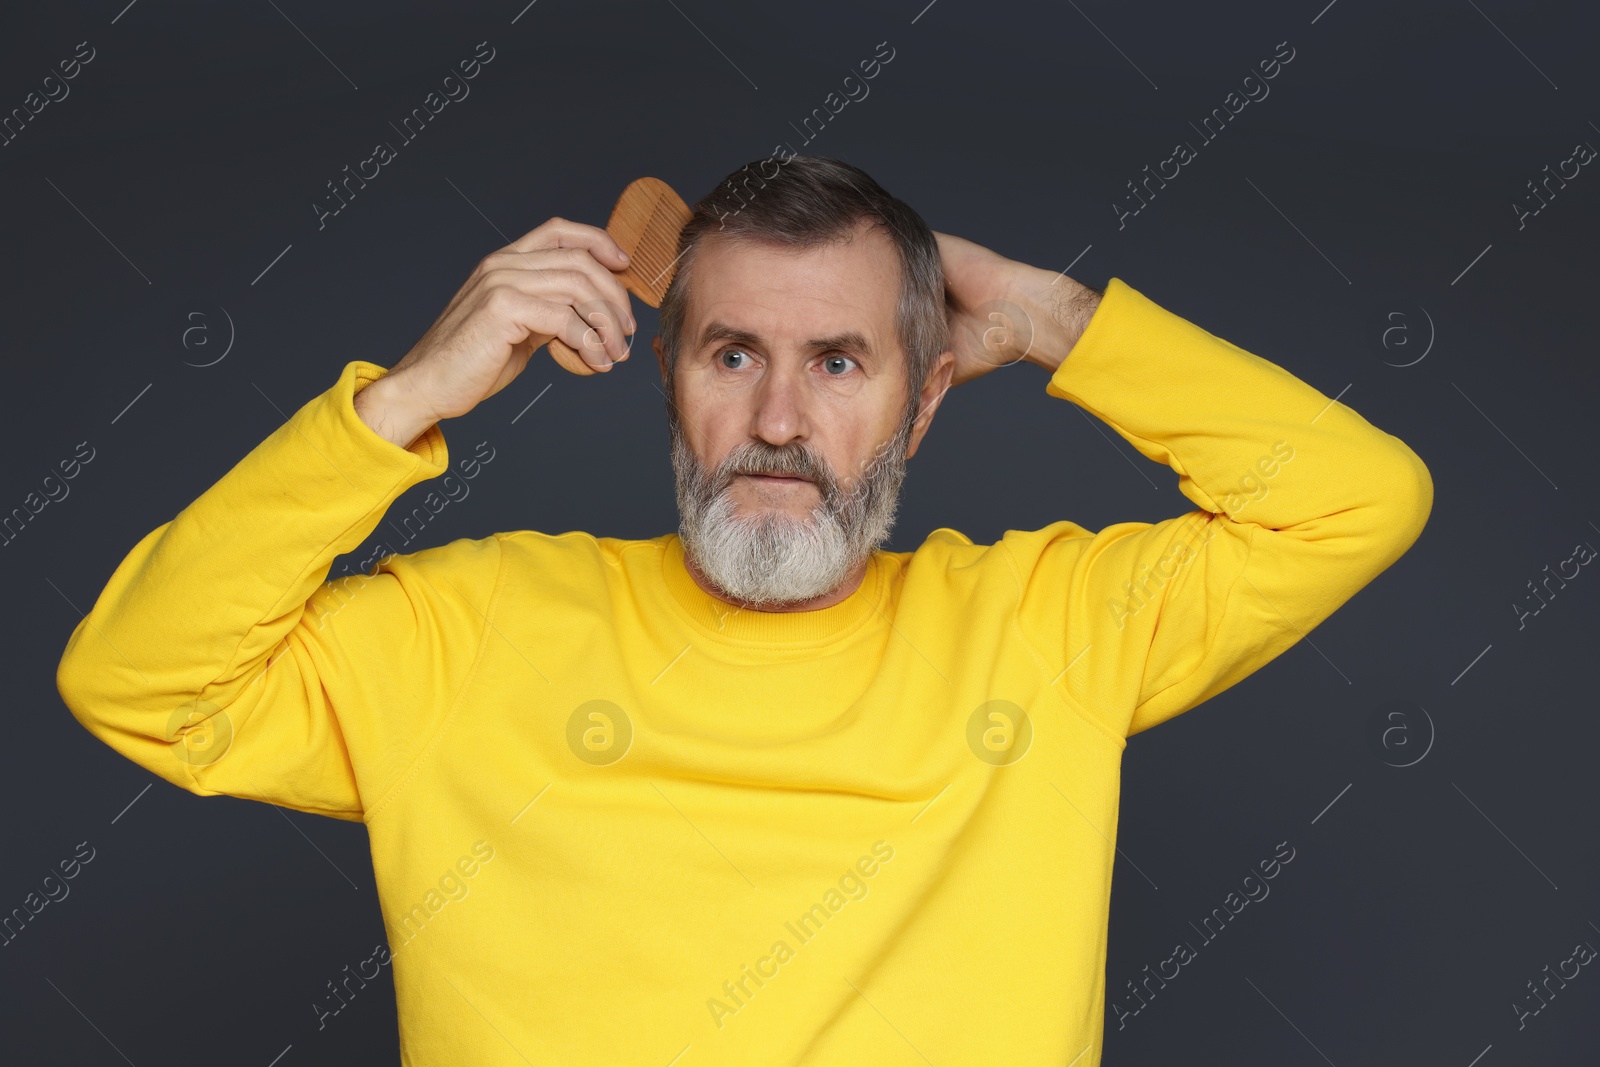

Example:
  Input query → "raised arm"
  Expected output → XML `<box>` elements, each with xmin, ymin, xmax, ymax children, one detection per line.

<box><xmin>1001</xmin><ymin>277</ymin><xmax>1432</xmax><ymax>738</ymax></box>
<box><xmin>56</xmin><ymin>217</ymin><xmax>642</xmax><ymax>818</ymax></box>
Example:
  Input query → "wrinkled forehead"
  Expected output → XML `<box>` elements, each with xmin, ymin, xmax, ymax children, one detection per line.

<box><xmin>683</xmin><ymin>225</ymin><xmax>902</xmax><ymax>356</ymax></box>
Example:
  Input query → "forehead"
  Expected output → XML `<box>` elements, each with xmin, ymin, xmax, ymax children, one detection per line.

<box><xmin>684</xmin><ymin>221</ymin><xmax>902</xmax><ymax>350</ymax></box>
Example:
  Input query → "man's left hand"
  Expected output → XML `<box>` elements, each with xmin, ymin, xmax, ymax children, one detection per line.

<box><xmin>934</xmin><ymin>231</ymin><xmax>1101</xmax><ymax>383</ymax></box>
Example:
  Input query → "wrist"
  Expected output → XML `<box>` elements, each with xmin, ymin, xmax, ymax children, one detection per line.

<box><xmin>1019</xmin><ymin>271</ymin><xmax>1101</xmax><ymax>373</ymax></box>
<box><xmin>353</xmin><ymin>369</ymin><xmax>438</xmax><ymax>450</ymax></box>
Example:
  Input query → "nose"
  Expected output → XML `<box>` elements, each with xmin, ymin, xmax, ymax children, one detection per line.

<box><xmin>746</xmin><ymin>360</ymin><xmax>811</xmax><ymax>451</ymax></box>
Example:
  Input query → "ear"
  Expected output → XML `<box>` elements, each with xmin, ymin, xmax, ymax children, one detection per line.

<box><xmin>652</xmin><ymin>335</ymin><xmax>666</xmax><ymax>377</ymax></box>
<box><xmin>905</xmin><ymin>350</ymin><xmax>956</xmax><ymax>461</ymax></box>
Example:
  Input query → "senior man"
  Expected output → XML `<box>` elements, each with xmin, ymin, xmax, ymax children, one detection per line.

<box><xmin>57</xmin><ymin>155</ymin><xmax>1431</xmax><ymax>1065</ymax></box>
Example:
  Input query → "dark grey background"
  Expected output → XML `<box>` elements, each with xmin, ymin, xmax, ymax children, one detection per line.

<box><xmin>3</xmin><ymin>0</ymin><xmax>1597</xmax><ymax>1063</ymax></box>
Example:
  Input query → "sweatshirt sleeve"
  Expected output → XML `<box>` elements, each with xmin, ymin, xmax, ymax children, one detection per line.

<box><xmin>55</xmin><ymin>361</ymin><xmax>504</xmax><ymax>821</ymax></box>
<box><xmin>1003</xmin><ymin>278</ymin><xmax>1433</xmax><ymax>740</ymax></box>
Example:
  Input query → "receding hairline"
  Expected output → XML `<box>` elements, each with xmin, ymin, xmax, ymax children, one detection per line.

<box><xmin>675</xmin><ymin>217</ymin><xmax>893</xmax><ymax>289</ymax></box>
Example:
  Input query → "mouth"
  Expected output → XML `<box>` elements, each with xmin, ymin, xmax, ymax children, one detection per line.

<box><xmin>741</xmin><ymin>473</ymin><xmax>812</xmax><ymax>485</ymax></box>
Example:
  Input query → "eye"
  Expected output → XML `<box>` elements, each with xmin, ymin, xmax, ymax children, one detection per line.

<box><xmin>719</xmin><ymin>347</ymin><xmax>752</xmax><ymax>370</ymax></box>
<box><xmin>821</xmin><ymin>354</ymin><xmax>858</xmax><ymax>376</ymax></box>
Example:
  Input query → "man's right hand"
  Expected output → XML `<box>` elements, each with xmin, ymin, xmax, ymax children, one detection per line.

<box><xmin>355</xmin><ymin>217</ymin><xmax>637</xmax><ymax>448</ymax></box>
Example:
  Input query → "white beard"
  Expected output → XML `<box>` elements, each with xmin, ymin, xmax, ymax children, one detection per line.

<box><xmin>669</xmin><ymin>399</ymin><xmax>918</xmax><ymax>609</ymax></box>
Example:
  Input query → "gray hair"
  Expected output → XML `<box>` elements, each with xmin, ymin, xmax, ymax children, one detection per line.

<box><xmin>656</xmin><ymin>155</ymin><xmax>946</xmax><ymax>422</ymax></box>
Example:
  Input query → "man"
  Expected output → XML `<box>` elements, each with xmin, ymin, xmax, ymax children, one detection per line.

<box><xmin>57</xmin><ymin>155</ymin><xmax>1432</xmax><ymax>1065</ymax></box>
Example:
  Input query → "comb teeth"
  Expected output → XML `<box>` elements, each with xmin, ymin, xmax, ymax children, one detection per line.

<box><xmin>634</xmin><ymin>230</ymin><xmax>678</xmax><ymax>282</ymax></box>
<box><xmin>640</xmin><ymin>214</ymin><xmax>675</xmax><ymax>257</ymax></box>
<box><xmin>605</xmin><ymin>177</ymin><xmax>692</xmax><ymax>306</ymax></box>
<box><xmin>634</xmin><ymin>228</ymin><xmax>671</xmax><ymax>265</ymax></box>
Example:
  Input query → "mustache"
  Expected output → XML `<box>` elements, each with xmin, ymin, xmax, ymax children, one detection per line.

<box><xmin>722</xmin><ymin>450</ymin><xmax>829</xmax><ymax>487</ymax></box>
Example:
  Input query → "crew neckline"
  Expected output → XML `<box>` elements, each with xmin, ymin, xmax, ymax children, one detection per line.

<box><xmin>658</xmin><ymin>533</ymin><xmax>887</xmax><ymax>647</ymax></box>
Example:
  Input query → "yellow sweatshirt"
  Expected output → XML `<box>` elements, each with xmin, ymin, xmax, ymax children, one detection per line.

<box><xmin>56</xmin><ymin>277</ymin><xmax>1432</xmax><ymax>1066</ymax></box>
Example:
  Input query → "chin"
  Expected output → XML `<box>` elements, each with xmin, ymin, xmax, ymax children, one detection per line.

<box><xmin>735</xmin><ymin>499</ymin><xmax>820</xmax><ymax>524</ymax></box>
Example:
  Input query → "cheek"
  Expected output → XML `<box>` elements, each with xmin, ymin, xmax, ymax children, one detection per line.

<box><xmin>674</xmin><ymin>389</ymin><xmax>740</xmax><ymax>466</ymax></box>
<box><xmin>874</xmin><ymin>389</ymin><xmax>918</xmax><ymax>457</ymax></box>
<box><xmin>833</xmin><ymin>431</ymin><xmax>898</xmax><ymax>488</ymax></box>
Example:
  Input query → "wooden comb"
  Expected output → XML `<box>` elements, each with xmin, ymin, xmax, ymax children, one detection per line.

<box><xmin>547</xmin><ymin>176</ymin><xmax>692</xmax><ymax>375</ymax></box>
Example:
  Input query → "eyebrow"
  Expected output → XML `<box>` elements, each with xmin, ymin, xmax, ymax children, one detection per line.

<box><xmin>697</xmin><ymin>319</ymin><xmax>876</xmax><ymax>360</ymax></box>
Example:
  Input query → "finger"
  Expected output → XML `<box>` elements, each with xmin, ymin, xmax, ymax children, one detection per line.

<box><xmin>493</xmin><ymin>289</ymin><xmax>610</xmax><ymax>374</ymax></box>
<box><xmin>480</xmin><ymin>261</ymin><xmax>634</xmax><ymax>362</ymax></box>
<box><xmin>497</xmin><ymin>216</ymin><xmax>631</xmax><ymax>273</ymax></box>
<box><xmin>549</xmin><ymin>301</ymin><xmax>621</xmax><ymax>373</ymax></box>
<box><xmin>483</xmin><ymin>247</ymin><xmax>636</xmax><ymax>335</ymax></box>
<box><xmin>574</xmin><ymin>297</ymin><xmax>637</xmax><ymax>364</ymax></box>
<box><xmin>492</xmin><ymin>269</ymin><xmax>630</xmax><ymax>364</ymax></box>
